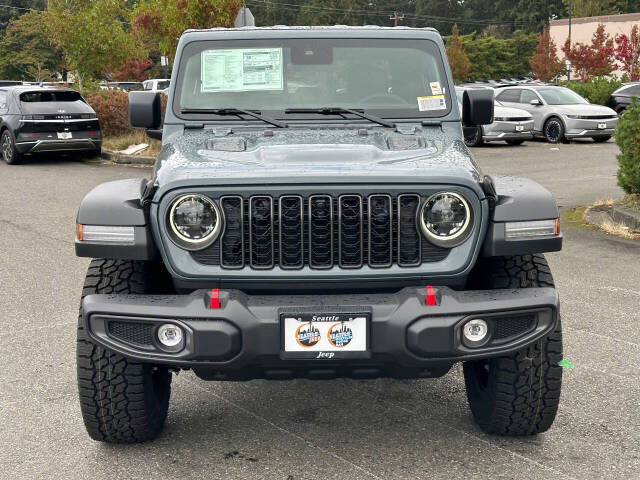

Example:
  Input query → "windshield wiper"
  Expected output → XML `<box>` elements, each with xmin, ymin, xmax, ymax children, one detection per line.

<box><xmin>180</xmin><ymin>108</ymin><xmax>287</xmax><ymax>128</ymax></box>
<box><xmin>284</xmin><ymin>107</ymin><xmax>396</xmax><ymax>128</ymax></box>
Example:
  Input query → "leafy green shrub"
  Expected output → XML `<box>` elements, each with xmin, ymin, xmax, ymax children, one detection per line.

<box><xmin>615</xmin><ymin>99</ymin><xmax>640</xmax><ymax>194</ymax></box>
<box><xmin>561</xmin><ymin>77</ymin><xmax>623</xmax><ymax>105</ymax></box>
<box><xmin>84</xmin><ymin>89</ymin><xmax>168</xmax><ymax>138</ymax></box>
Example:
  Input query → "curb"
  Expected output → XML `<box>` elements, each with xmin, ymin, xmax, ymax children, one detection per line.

<box><xmin>101</xmin><ymin>149</ymin><xmax>155</xmax><ymax>165</ymax></box>
<box><xmin>611</xmin><ymin>204</ymin><xmax>640</xmax><ymax>231</ymax></box>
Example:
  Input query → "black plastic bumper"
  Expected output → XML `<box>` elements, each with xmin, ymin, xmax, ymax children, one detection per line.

<box><xmin>82</xmin><ymin>286</ymin><xmax>559</xmax><ymax>380</ymax></box>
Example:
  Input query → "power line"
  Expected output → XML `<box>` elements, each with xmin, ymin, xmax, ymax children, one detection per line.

<box><xmin>246</xmin><ymin>0</ymin><xmax>529</xmax><ymax>27</ymax></box>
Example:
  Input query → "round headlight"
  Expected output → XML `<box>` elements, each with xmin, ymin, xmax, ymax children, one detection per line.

<box><xmin>419</xmin><ymin>192</ymin><xmax>472</xmax><ymax>247</ymax></box>
<box><xmin>167</xmin><ymin>194</ymin><xmax>222</xmax><ymax>250</ymax></box>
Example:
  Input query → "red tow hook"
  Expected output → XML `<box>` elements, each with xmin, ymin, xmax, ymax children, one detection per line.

<box><xmin>209</xmin><ymin>288</ymin><xmax>220</xmax><ymax>309</ymax></box>
<box><xmin>425</xmin><ymin>285</ymin><xmax>437</xmax><ymax>306</ymax></box>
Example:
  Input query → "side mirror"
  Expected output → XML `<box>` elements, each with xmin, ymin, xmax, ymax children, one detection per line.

<box><xmin>530</xmin><ymin>99</ymin><xmax>542</xmax><ymax>106</ymax></box>
<box><xmin>462</xmin><ymin>88</ymin><xmax>494</xmax><ymax>126</ymax></box>
<box><xmin>129</xmin><ymin>91</ymin><xmax>162</xmax><ymax>139</ymax></box>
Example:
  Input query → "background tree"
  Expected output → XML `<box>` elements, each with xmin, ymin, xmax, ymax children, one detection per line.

<box><xmin>563</xmin><ymin>24</ymin><xmax>614</xmax><ymax>81</ymax></box>
<box><xmin>110</xmin><ymin>56</ymin><xmax>153</xmax><ymax>82</ymax></box>
<box><xmin>0</xmin><ymin>10</ymin><xmax>61</xmax><ymax>81</ymax></box>
<box><xmin>0</xmin><ymin>0</ymin><xmax>45</xmax><ymax>37</ymax></box>
<box><xmin>46</xmin><ymin>0</ymin><xmax>139</xmax><ymax>89</ymax></box>
<box><xmin>562</xmin><ymin>0</ymin><xmax>618</xmax><ymax>18</ymax></box>
<box><xmin>132</xmin><ymin>0</ymin><xmax>242</xmax><ymax>65</ymax></box>
<box><xmin>615</xmin><ymin>24</ymin><xmax>640</xmax><ymax>81</ymax></box>
<box><xmin>530</xmin><ymin>27</ymin><xmax>564</xmax><ymax>82</ymax></box>
<box><xmin>446</xmin><ymin>24</ymin><xmax>471</xmax><ymax>83</ymax></box>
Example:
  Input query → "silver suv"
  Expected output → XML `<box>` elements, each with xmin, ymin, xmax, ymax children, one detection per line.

<box><xmin>495</xmin><ymin>85</ymin><xmax>618</xmax><ymax>143</ymax></box>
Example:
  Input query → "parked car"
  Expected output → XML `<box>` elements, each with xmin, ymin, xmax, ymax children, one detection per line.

<box><xmin>0</xmin><ymin>80</ymin><xmax>24</xmax><ymax>87</ymax></box>
<box><xmin>74</xmin><ymin>26</ymin><xmax>564</xmax><ymax>443</ymax></box>
<box><xmin>607</xmin><ymin>82</ymin><xmax>640</xmax><ymax>112</ymax></box>
<box><xmin>456</xmin><ymin>86</ymin><xmax>534</xmax><ymax>146</ymax></box>
<box><xmin>105</xmin><ymin>81</ymin><xmax>144</xmax><ymax>92</ymax></box>
<box><xmin>0</xmin><ymin>86</ymin><xmax>101</xmax><ymax>164</ymax></box>
<box><xmin>495</xmin><ymin>85</ymin><xmax>618</xmax><ymax>143</ymax></box>
<box><xmin>143</xmin><ymin>78</ymin><xmax>170</xmax><ymax>92</ymax></box>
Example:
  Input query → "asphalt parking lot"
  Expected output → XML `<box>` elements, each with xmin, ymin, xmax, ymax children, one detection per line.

<box><xmin>1</xmin><ymin>139</ymin><xmax>638</xmax><ymax>480</ymax></box>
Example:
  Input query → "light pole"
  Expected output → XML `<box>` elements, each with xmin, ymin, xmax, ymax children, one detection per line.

<box><xmin>567</xmin><ymin>0</ymin><xmax>572</xmax><ymax>81</ymax></box>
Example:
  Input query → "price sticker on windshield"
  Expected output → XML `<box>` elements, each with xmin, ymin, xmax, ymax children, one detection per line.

<box><xmin>201</xmin><ymin>47</ymin><xmax>283</xmax><ymax>92</ymax></box>
<box><xmin>417</xmin><ymin>95</ymin><xmax>446</xmax><ymax>111</ymax></box>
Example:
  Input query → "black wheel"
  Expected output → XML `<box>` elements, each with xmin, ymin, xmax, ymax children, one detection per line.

<box><xmin>543</xmin><ymin>117</ymin><xmax>565</xmax><ymax>143</ymax></box>
<box><xmin>464</xmin><ymin>126</ymin><xmax>484</xmax><ymax>147</ymax></box>
<box><xmin>463</xmin><ymin>254</ymin><xmax>563</xmax><ymax>436</ymax></box>
<box><xmin>505</xmin><ymin>139</ymin><xmax>525</xmax><ymax>146</ymax></box>
<box><xmin>86</xmin><ymin>147</ymin><xmax>102</xmax><ymax>158</ymax></box>
<box><xmin>1</xmin><ymin>129</ymin><xmax>22</xmax><ymax>165</ymax></box>
<box><xmin>592</xmin><ymin>135</ymin><xmax>611</xmax><ymax>143</ymax></box>
<box><xmin>77</xmin><ymin>259</ymin><xmax>174</xmax><ymax>443</ymax></box>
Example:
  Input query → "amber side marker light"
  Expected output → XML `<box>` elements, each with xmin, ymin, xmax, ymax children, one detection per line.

<box><xmin>76</xmin><ymin>223</ymin><xmax>83</xmax><ymax>241</ymax></box>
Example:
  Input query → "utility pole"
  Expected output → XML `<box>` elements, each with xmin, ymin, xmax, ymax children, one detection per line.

<box><xmin>567</xmin><ymin>0</ymin><xmax>572</xmax><ymax>81</ymax></box>
<box><xmin>389</xmin><ymin>12</ymin><xmax>404</xmax><ymax>27</ymax></box>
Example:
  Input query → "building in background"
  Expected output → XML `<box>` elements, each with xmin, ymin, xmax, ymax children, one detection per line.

<box><xmin>550</xmin><ymin>12</ymin><xmax>640</xmax><ymax>78</ymax></box>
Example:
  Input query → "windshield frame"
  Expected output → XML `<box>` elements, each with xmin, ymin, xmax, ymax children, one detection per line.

<box><xmin>171</xmin><ymin>37</ymin><xmax>453</xmax><ymax>123</ymax></box>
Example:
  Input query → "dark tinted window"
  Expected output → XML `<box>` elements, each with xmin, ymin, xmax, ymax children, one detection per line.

<box><xmin>624</xmin><ymin>84</ymin><xmax>640</xmax><ymax>95</ymax></box>
<box><xmin>496</xmin><ymin>89</ymin><xmax>520</xmax><ymax>102</ymax></box>
<box><xmin>0</xmin><ymin>91</ymin><xmax>7</xmax><ymax>109</ymax></box>
<box><xmin>20</xmin><ymin>91</ymin><xmax>84</xmax><ymax>102</ymax></box>
<box><xmin>157</xmin><ymin>80</ymin><xmax>170</xmax><ymax>90</ymax></box>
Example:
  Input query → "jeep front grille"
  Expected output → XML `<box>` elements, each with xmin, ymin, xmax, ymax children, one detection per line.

<box><xmin>192</xmin><ymin>193</ymin><xmax>449</xmax><ymax>269</ymax></box>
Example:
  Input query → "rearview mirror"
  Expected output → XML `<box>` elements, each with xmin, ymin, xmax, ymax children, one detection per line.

<box><xmin>462</xmin><ymin>88</ymin><xmax>494</xmax><ymax>126</ymax></box>
<box><xmin>530</xmin><ymin>99</ymin><xmax>542</xmax><ymax>106</ymax></box>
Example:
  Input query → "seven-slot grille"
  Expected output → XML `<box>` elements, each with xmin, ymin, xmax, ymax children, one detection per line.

<box><xmin>191</xmin><ymin>194</ymin><xmax>450</xmax><ymax>269</ymax></box>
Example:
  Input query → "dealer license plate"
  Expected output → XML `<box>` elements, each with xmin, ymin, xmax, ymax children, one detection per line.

<box><xmin>57</xmin><ymin>131</ymin><xmax>72</xmax><ymax>139</ymax></box>
<box><xmin>598</xmin><ymin>123</ymin><xmax>607</xmax><ymax>129</ymax></box>
<box><xmin>515</xmin><ymin>125</ymin><xmax>524</xmax><ymax>132</ymax></box>
<box><xmin>282</xmin><ymin>312</ymin><xmax>368</xmax><ymax>358</ymax></box>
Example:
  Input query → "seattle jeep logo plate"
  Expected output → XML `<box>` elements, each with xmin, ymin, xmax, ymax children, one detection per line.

<box><xmin>282</xmin><ymin>312</ymin><xmax>368</xmax><ymax>355</ymax></box>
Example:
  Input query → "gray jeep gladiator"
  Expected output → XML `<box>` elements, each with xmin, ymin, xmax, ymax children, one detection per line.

<box><xmin>75</xmin><ymin>26</ymin><xmax>563</xmax><ymax>443</ymax></box>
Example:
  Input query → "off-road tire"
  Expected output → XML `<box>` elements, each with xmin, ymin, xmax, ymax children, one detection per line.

<box><xmin>592</xmin><ymin>135</ymin><xmax>611</xmax><ymax>143</ymax></box>
<box><xmin>543</xmin><ymin>117</ymin><xmax>565</xmax><ymax>143</ymax></box>
<box><xmin>464</xmin><ymin>126</ymin><xmax>484</xmax><ymax>147</ymax></box>
<box><xmin>463</xmin><ymin>254</ymin><xmax>563</xmax><ymax>436</ymax></box>
<box><xmin>77</xmin><ymin>259</ymin><xmax>173</xmax><ymax>443</ymax></box>
<box><xmin>1</xmin><ymin>129</ymin><xmax>22</xmax><ymax>165</ymax></box>
<box><xmin>505</xmin><ymin>139</ymin><xmax>525</xmax><ymax>146</ymax></box>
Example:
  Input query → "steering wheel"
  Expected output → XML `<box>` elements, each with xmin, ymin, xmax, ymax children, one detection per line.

<box><xmin>358</xmin><ymin>93</ymin><xmax>411</xmax><ymax>106</ymax></box>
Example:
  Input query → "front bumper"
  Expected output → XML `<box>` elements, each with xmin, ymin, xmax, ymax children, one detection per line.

<box><xmin>564</xmin><ymin>117</ymin><xmax>618</xmax><ymax>138</ymax></box>
<box><xmin>82</xmin><ymin>286</ymin><xmax>559</xmax><ymax>379</ymax></box>
<box><xmin>483</xmin><ymin>120</ymin><xmax>534</xmax><ymax>142</ymax></box>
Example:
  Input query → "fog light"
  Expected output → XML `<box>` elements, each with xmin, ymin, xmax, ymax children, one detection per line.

<box><xmin>463</xmin><ymin>319</ymin><xmax>488</xmax><ymax>344</ymax></box>
<box><xmin>157</xmin><ymin>324</ymin><xmax>183</xmax><ymax>348</ymax></box>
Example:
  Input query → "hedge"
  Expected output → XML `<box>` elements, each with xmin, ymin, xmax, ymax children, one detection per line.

<box><xmin>561</xmin><ymin>78</ymin><xmax>623</xmax><ymax>106</ymax></box>
<box><xmin>84</xmin><ymin>89</ymin><xmax>167</xmax><ymax>137</ymax></box>
<box><xmin>616</xmin><ymin>99</ymin><xmax>640</xmax><ymax>194</ymax></box>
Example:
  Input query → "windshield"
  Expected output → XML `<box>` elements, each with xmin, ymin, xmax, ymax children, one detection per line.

<box><xmin>538</xmin><ymin>88</ymin><xmax>589</xmax><ymax>105</ymax></box>
<box><xmin>175</xmin><ymin>38</ymin><xmax>450</xmax><ymax>120</ymax></box>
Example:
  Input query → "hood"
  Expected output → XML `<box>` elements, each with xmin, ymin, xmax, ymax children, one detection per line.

<box><xmin>493</xmin><ymin>104</ymin><xmax>531</xmax><ymax>119</ymax></box>
<box><xmin>152</xmin><ymin>126</ymin><xmax>485</xmax><ymax>195</ymax></box>
<box><xmin>554</xmin><ymin>104</ymin><xmax>617</xmax><ymax>116</ymax></box>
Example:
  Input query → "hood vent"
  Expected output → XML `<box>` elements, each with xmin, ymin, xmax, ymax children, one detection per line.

<box><xmin>207</xmin><ymin>138</ymin><xmax>246</xmax><ymax>152</ymax></box>
<box><xmin>387</xmin><ymin>136</ymin><xmax>423</xmax><ymax>151</ymax></box>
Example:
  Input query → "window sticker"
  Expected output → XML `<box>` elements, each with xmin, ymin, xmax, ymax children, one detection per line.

<box><xmin>201</xmin><ymin>48</ymin><xmax>283</xmax><ymax>92</ymax></box>
<box><xmin>429</xmin><ymin>81</ymin><xmax>443</xmax><ymax>95</ymax></box>
<box><xmin>417</xmin><ymin>95</ymin><xmax>446</xmax><ymax>111</ymax></box>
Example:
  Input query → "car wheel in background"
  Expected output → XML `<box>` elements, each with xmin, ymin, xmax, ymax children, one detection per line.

<box><xmin>505</xmin><ymin>139</ymin><xmax>525</xmax><ymax>146</ymax></box>
<box><xmin>1</xmin><ymin>130</ymin><xmax>22</xmax><ymax>165</ymax></box>
<box><xmin>463</xmin><ymin>126</ymin><xmax>484</xmax><ymax>147</ymax></box>
<box><xmin>543</xmin><ymin>117</ymin><xmax>565</xmax><ymax>143</ymax></box>
<box><xmin>592</xmin><ymin>136</ymin><xmax>611</xmax><ymax>143</ymax></box>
